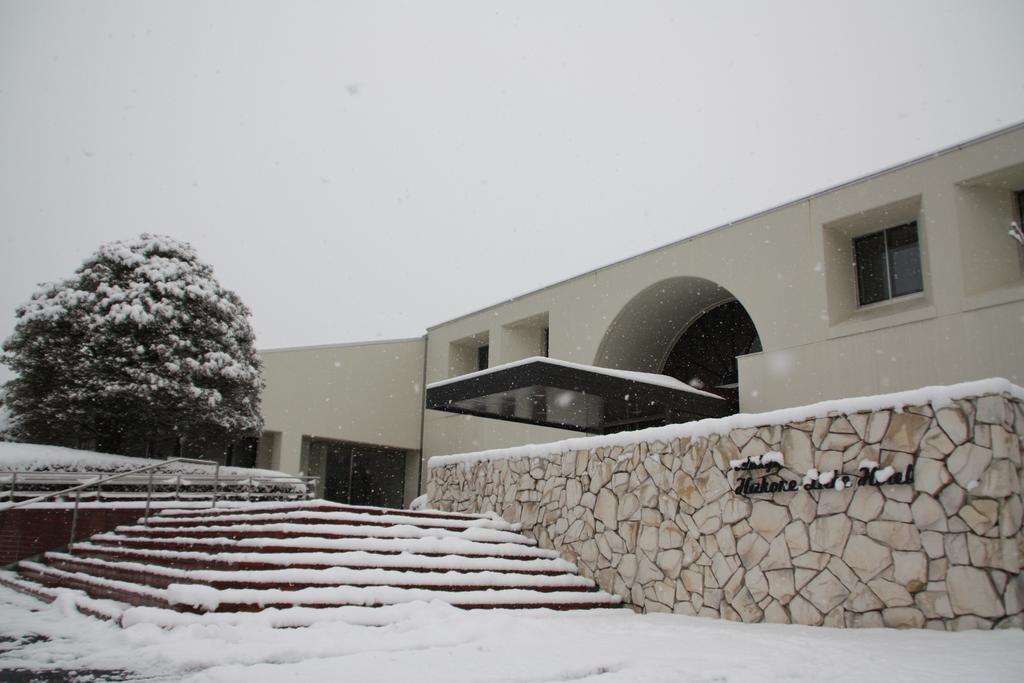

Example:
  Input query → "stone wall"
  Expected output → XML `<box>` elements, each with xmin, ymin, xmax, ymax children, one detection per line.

<box><xmin>428</xmin><ymin>391</ymin><xmax>1024</xmax><ymax>630</ymax></box>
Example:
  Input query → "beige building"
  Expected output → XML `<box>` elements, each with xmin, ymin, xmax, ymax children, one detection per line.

<box><xmin>258</xmin><ymin>123</ymin><xmax>1024</xmax><ymax>506</ymax></box>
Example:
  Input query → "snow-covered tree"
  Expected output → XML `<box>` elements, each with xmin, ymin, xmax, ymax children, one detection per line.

<box><xmin>1</xmin><ymin>234</ymin><xmax>264</xmax><ymax>456</ymax></box>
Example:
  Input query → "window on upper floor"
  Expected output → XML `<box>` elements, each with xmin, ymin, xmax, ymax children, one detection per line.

<box><xmin>500</xmin><ymin>312</ymin><xmax>549</xmax><ymax>363</ymax></box>
<box><xmin>449</xmin><ymin>331</ymin><xmax>489</xmax><ymax>377</ymax></box>
<box><xmin>854</xmin><ymin>221</ymin><xmax>923</xmax><ymax>306</ymax></box>
<box><xmin>1012</xmin><ymin>190</ymin><xmax>1024</xmax><ymax>261</ymax></box>
<box><xmin>954</xmin><ymin>166</ymin><xmax>1024</xmax><ymax>296</ymax></box>
<box><xmin>1016</xmin><ymin>190</ymin><xmax>1024</xmax><ymax>239</ymax></box>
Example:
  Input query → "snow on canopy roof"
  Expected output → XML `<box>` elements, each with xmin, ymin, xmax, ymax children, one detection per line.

<box><xmin>426</xmin><ymin>356</ymin><xmax>722</xmax><ymax>399</ymax></box>
<box><xmin>428</xmin><ymin>377</ymin><xmax>1024</xmax><ymax>468</ymax></box>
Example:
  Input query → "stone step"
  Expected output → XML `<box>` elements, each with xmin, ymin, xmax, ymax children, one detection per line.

<box><xmin>140</xmin><ymin>509</ymin><xmax>520</xmax><ymax>534</ymax></box>
<box><xmin>17</xmin><ymin>561</ymin><xmax>621</xmax><ymax>612</ymax></box>
<box><xmin>9</xmin><ymin>501</ymin><xmax>623</xmax><ymax>620</ymax></box>
<box><xmin>108</xmin><ymin>521</ymin><xmax>534</xmax><ymax>545</ymax></box>
<box><xmin>71</xmin><ymin>542</ymin><xmax>577</xmax><ymax>575</ymax></box>
<box><xmin>155</xmin><ymin>501</ymin><xmax>491</xmax><ymax>523</ymax></box>
<box><xmin>0</xmin><ymin>569</ymin><xmax>127</xmax><ymax>623</ymax></box>
<box><xmin>86</xmin><ymin>533</ymin><xmax>560</xmax><ymax>560</ymax></box>
<box><xmin>41</xmin><ymin>553</ymin><xmax>596</xmax><ymax>592</ymax></box>
<box><xmin>18</xmin><ymin>562</ymin><xmax>174</xmax><ymax>610</ymax></box>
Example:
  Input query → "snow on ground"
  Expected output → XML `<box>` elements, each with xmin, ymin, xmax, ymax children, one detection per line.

<box><xmin>1</xmin><ymin>585</ymin><xmax>1023</xmax><ymax>682</ymax></box>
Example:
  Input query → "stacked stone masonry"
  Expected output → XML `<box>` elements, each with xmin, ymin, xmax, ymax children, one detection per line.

<box><xmin>428</xmin><ymin>392</ymin><xmax>1024</xmax><ymax>630</ymax></box>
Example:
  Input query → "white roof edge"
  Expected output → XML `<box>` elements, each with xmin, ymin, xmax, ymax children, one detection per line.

<box><xmin>427</xmin><ymin>120</ymin><xmax>1024</xmax><ymax>332</ymax></box>
<box><xmin>428</xmin><ymin>377</ymin><xmax>1024</xmax><ymax>468</ymax></box>
<box><xmin>427</xmin><ymin>355</ymin><xmax>723</xmax><ymax>399</ymax></box>
<box><xmin>259</xmin><ymin>336</ymin><xmax>425</xmax><ymax>354</ymax></box>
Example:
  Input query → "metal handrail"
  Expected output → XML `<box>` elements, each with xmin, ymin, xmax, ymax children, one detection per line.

<box><xmin>1</xmin><ymin>457</ymin><xmax>220</xmax><ymax>554</ymax></box>
<box><xmin>0</xmin><ymin>469</ymin><xmax>311</xmax><ymax>480</ymax></box>
<box><xmin>0</xmin><ymin>471</ymin><xmax>315</xmax><ymax>507</ymax></box>
<box><xmin>0</xmin><ymin>460</ymin><xmax>318</xmax><ymax>555</ymax></box>
<box><xmin>0</xmin><ymin>470</ymin><xmax>313</xmax><ymax>487</ymax></box>
<box><xmin>2</xmin><ymin>458</ymin><xmax>220</xmax><ymax>511</ymax></box>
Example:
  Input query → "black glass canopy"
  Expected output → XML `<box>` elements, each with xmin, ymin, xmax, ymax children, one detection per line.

<box><xmin>426</xmin><ymin>357</ymin><xmax>729</xmax><ymax>434</ymax></box>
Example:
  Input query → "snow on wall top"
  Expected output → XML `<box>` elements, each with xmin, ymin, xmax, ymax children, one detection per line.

<box><xmin>428</xmin><ymin>377</ymin><xmax>1024</xmax><ymax>468</ymax></box>
<box><xmin>426</xmin><ymin>356</ymin><xmax>723</xmax><ymax>399</ymax></box>
<box><xmin>0</xmin><ymin>442</ymin><xmax>283</xmax><ymax>477</ymax></box>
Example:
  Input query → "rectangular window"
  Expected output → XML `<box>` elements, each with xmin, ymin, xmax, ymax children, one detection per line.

<box><xmin>854</xmin><ymin>222</ymin><xmax>923</xmax><ymax>305</ymax></box>
<box><xmin>1016</xmin><ymin>190</ymin><xmax>1024</xmax><ymax>231</ymax></box>
<box><xmin>1014</xmin><ymin>191</ymin><xmax>1024</xmax><ymax>256</ymax></box>
<box><xmin>311</xmin><ymin>440</ymin><xmax>406</xmax><ymax>507</ymax></box>
<box><xmin>477</xmin><ymin>345</ymin><xmax>489</xmax><ymax>371</ymax></box>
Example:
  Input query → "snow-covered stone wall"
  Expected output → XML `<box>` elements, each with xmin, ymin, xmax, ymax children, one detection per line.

<box><xmin>428</xmin><ymin>387</ymin><xmax>1024</xmax><ymax>630</ymax></box>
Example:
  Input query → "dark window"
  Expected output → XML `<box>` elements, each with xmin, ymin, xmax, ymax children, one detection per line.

<box><xmin>854</xmin><ymin>222</ymin><xmax>923</xmax><ymax>305</ymax></box>
<box><xmin>541</xmin><ymin>327</ymin><xmax>549</xmax><ymax>357</ymax></box>
<box><xmin>349</xmin><ymin>447</ymin><xmax>406</xmax><ymax>508</ymax></box>
<box><xmin>226</xmin><ymin>438</ymin><xmax>258</xmax><ymax>468</ymax></box>
<box><xmin>313</xmin><ymin>440</ymin><xmax>406</xmax><ymax>508</ymax></box>
<box><xmin>1013</xmin><ymin>191</ymin><xmax>1024</xmax><ymax>252</ymax></box>
<box><xmin>477</xmin><ymin>345</ymin><xmax>489</xmax><ymax>371</ymax></box>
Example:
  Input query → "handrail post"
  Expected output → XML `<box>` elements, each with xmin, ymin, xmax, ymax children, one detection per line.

<box><xmin>211</xmin><ymin>463</ymin><xmax>221</xmax><ymax>508</ymax></box>
<box><xmin>10</xmin><ymin>471</ymin><xmax>16</xmax><ymax>503</ymax></box>
<box><xmin>144</xmin><ymin>469</ymin><xmax>154</xmax><ymax>525</ymax></box>
<box><xmin>69</xmin><ymin>490</ymin><xmax>81</xmax><ymax>555</ymax></box>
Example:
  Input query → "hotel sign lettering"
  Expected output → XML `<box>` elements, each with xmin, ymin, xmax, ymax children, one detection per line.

<box><xmin>730</xmin><ymin>451</ymin><xmax>915</xmax><ymax>497</ymax></box>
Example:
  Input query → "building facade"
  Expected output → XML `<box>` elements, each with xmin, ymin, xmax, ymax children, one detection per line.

<box><xmin>258</xmin><ymin>124</ymin><xmax>1024</xmax><ymax>506</ymax></box>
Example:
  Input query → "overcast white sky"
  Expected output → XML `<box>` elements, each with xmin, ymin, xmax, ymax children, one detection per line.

<box><xmin>2</xmin><ymin>1</ymin><xmax>1024</xmax><ymax>384</ymax></box>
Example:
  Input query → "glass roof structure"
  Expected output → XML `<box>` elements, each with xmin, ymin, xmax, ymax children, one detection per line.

<box><xmin>426</xmin><ymin>357</ymin><xmax>729</xmax><ymax>434</ymax></box>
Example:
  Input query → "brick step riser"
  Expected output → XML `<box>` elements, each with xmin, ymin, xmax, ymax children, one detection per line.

<box><xmin>41</xmin><ymin>558</ymin><xmax>595</xmax><ymax>594</ymax></box>
<box><xmin>157</xmin><ymin>505</ymin><xmax>489</xmax><ymax>523</ymax></box>
<box><xmin>17</xmin><ymin>566</ymin><xmax>184</xmax><ymax>612</ymax></box>
<box><xmin>0</xmin><ymin>574</ymin><xmax>59</xmax><ymax>606</ymax></box>
<box><xmin>0</xmin><ymin>574</ymin><xmax>121</xmax><ymax>623</ymax></box>
<box><xmin>192</xmin><ymin>600</ymin><xmax>611</xmax><ymax>613</ymax></box>
<box><xmin>433</xmin><ymin>602</ymin><xmax>608</xmax><ymax>611</ymax></box>
<box><xmin>72</xmin><ymin>548</ymin><xmax>569</xmax><ymax>576</ymax></box>
<box><xmin>92</xmin><ymin>539</ymin><xmax>548</xmax><ymax>561</ymax></box>
<box><xmin>15</xmin><ymin>568</ymin><xmax>615</xmax><ymax>613</ymax></box>
<box><xmin>142</xmin><ymin>516</ymin><xmax>485</xmax><ymax>534</ymax></box>
<box><xmin>174</xmin><ymin>600</ymin><xmax>610</xmax><ymax>613</ymax></box>
<box><xmin>110</xmin><ymin>528</ymin><xmax>525</xmax><ymax>546</ymax></box>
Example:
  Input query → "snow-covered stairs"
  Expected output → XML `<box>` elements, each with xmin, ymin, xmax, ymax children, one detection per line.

<box><xmin>1</xmin><ymin>501</ymin><xmax>621</xmax><ymax>619</ymax></box>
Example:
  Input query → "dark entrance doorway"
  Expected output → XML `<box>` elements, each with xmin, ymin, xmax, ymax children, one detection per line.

<box><xmin>309</xmin><ymin>440</ymin><xmax>406</xmax><ymax>508</ymax></box>
<box><xmin>661</xmin><ymin>300</ymin><xmax>762</xmax><ymax>414</ymax></box>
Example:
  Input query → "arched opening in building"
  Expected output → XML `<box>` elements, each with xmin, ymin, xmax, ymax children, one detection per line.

<box><xmin>660</xmin><ymin>300</ymin><xmax>761</xmax><ymax>414</ymax></box>
<box><xmin>595</xmin><ymin>277</ymin><xmax>762</xmax><ymax>417</ymax></box>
